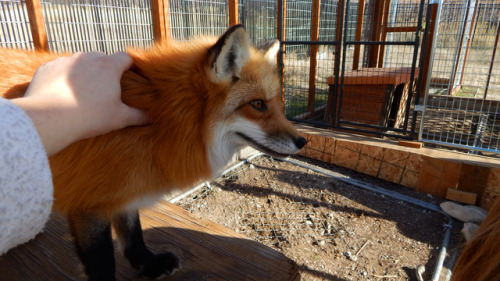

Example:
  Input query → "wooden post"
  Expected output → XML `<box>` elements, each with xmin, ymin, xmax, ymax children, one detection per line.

<box><xmin>419</xmin><ymin>3</ymin><xmax>438</xmax><ymax>98</ymax></box>
<box><xmin>326</xmin><ymin>0</ymin><xmax>345</xmax><ymax>122</ymax></box>
<box><xmin>307</xmin><ymin>0</ymin><xmax>321</xmax><ymax>113</ymax></box>
<box><xmin>484</xmin><ymin>20</ymin><xmax>499</xmax><ymax>99</ymax></box>
<box><xmin>353</xmin><ymin>0</ymin><xmax>366</xmax><ymax>70</ymax></box>
<box><xmin>377</xmin><ymin>0</ymin><xmax>391</xmax><ymax>68</ymax></box>
<box><xmin>277</xmin><ymin>0</ymin><xmax>286</xmax><ymax>104</ymax></box>
<box><xmin>368</xmin><ymin>0</ymin><xmax>384</xmax><ymax>67</ymax></box>
<box><xmin>460</xmin><ymin>0</ymin><xmax>479</xmax><ymax>86</ymax></box>
<box><xmin>448</xmin><ymin>0</ymin><xmax>474</xmax><ymax>95</ymax></box>
<box><xmin>151</xmin><ymin>0</ymin><xmax>171</xmax><ymax>43</ymax></box>
<box><xmin>228</xmin><ymin>0</ymin><xmax>239</xmax><ymax>26</ymax></box>
<box><xmin>334</xmin><ymin>0</ymin><xmax>343</xmax><ymax>68</ymax></box>
<box><xmin>25</xmin><ymin>0</ymin><xmax>48</xmax><ymax>51</ymax></box>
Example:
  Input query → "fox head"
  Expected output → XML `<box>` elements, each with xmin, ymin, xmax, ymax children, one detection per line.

<box><xmin>126</xmin><ymin>25</ymin><xmax>306</xmax><ymax>178</ymax></box>
<box><xmin>204</xmin><ymin>25</ymin><xmax>307</xmax><ymax>172</ymax></box>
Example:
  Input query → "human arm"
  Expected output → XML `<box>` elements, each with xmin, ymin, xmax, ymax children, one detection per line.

<box><xmin>0</xmin><ymin>97</ymin><xmax>53</xmax><ymax>255</ymax></box>
<box><xmin>11</xmin><ymin>52</ymin><xmax>149</xmax><ymax>156</ymax></box>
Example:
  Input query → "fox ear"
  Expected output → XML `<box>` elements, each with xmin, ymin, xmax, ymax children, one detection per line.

<box><xmin>256</xmin><ymin>40</ymin><xmax>280</xmax><ymax>64</ymax></box>
<box><xmin>208</xmin><ymin>24</ymin><xmax>250</xmax><ymax>82</ymax></box>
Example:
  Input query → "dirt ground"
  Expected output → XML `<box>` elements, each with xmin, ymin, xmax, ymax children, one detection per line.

<box><xmin>177</xmin><ymin>156</ymin><xmax>463</xmax><ymax>281</ymax></box>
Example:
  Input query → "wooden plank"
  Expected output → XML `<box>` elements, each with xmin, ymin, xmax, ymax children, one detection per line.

<box><xmin>377</xmin><ymin>0</ymin><xmax>391</xmax><ymax>68</ymax></box>
<box><xmin>448</xmin><ymin>0</ymin><xmax>473</xmax><ymax>95</ymax></box>
<box><xmin>277</xmin><ymin>0</ymin><xmax>287</xmax><ymax>103</ymax></box>
<box><xmin>0</xmin><ymin>201</ymin><xmax>299</xmax><ymax>280</ymax></box>
<box><xmin>327</xmin><ymin>67</ymin><xmax>418</xmax><ymax>85</ymax></box>
<box><xmin>151</xmin><ymin>0</ymin><xmax>171</xmax><ymax>42</ymax></box>
<box><xmin>307</xmin><ymin>0</ymin><xmax>321</xmax><ymax>113</ymax></box>
<box><xmin>449</xmin><ymin>85</ymin><xmax>462</xmax><ymax>96</ymax></box>
<box><xmin>419</xmin><ymin>3</ymin><xmax>438</xmax><ymax>98</ymax></box>
<box><xmin>368</xmin><ymin>0</ymin><xmax>384</xmax><ymax>67</ymax></box>
<box><xmin>391</xmin><ymin>80</ymin><xmax>415</xmax><ymax>128</ymax></box>
<box><xmin>228</xmin><ymin>0</ymin><xmax>239</xmax><ymax>26</ymax></box>
<box><xmin>430</xmin><ymin>77</ymin><xmax>450</xmax><ymax>85</ymax></box>
<box><xmin>446</xmin><ymin>188</ymin><xmax>477</xmax><ymax>205</ymax></box>
<box><xmin>25</xmin><ymin>0</ymin><xmax>49</xmax><ymax>51</ymax></box>
<box><xmin>325</xmin><ymin>0</ymin><xmax>345</xmax><ymax>122</ymax></box>
<box><xmin>340</xmin><ymin>84</ymin><xmax>394</xmax><ymax>126</ymax></box>
<box><xmin>386</xmin><ymin>26</ymin><xmax>418</xmax><ymax>33</ymax></box>
<box><xmin>460</xmin><ymin>0</ymin><xmax>480</xmax><ymax>86</ymax></box>
<box><xmin>398</xmin><ymin>140</ymin><xmax>423</xmax><ymax>149</ymax></box>
<box><xmin>352</xmin><ymin>0</ymin><xmax>365</xmax><ymax>71</ymax></box>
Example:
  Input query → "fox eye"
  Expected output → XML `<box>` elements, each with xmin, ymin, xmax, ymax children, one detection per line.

<box><xmin>249</xmin><ymin>99</ymin><xmax>267</xmax><ymax>112</ymax></box>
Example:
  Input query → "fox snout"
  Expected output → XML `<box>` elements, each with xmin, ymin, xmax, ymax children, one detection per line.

<box><xmin>294</xmin><ymin>135</ymin><xmax>307</xmax><ymax>150</ymax></box>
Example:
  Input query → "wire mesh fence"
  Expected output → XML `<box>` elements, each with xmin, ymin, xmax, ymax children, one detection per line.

<box><xmin>0</xmin><ymin>0</ymin><xmax>32</xmax><ymax>49</ymax></box>
<box><xmin>39</xmin><ymin>0</ymin><xmax>153</xmax><ymax>54</ymax></box>
<box><xmin>283</xmin><ymin>0</ymin><xmax>342</xmax><ymax>120</ymax></box>
<box><xmin>420</xmin><ymin>0</ymin><xmax>500</xmax><ymax>154</ymax></box>
<box><xmin>429</xmin><ymin>0</ymin><xmax>499</xmax><ymax>100</ymax></box>
<box><xmin>283</xmin><ymin>0</ymin><xmax>423</xmax><ymax>140</ymax></box>
<box><xmin>238</xmin><ymin>0</ymin><xmax>276</xmax><ymax>44</ymax></box>
<box><xmin>420</xmin><ymin>96</ymin><xmax>500</xmax><ymax>154</ymax></box>
<box><xmin>0</xmin><ymin>0</ymin><xmax>499</xmax><ymax>154</ymax></box>
<box><xmin>169</xmin><ymin>0</ymin><xmax>228</xmax><ymax>41</ymax></box>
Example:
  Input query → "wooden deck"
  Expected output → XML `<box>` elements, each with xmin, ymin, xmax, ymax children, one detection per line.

<box><xmin>0</xmin><ymin>201</ymin><xmax>300</xmax><ymax>281</ymax></box>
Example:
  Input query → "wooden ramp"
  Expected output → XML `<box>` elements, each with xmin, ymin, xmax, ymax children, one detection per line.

<box><xmin>0</xmin><ymin>201</ymin><xmax>300</xmax><ymax>281</ymax></box>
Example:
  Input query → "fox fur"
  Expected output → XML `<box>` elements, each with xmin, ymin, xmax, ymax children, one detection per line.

<box><xmin>451</xmin><ymin>198</ymin><xmax>500</xmax><ymax>281</ymax></box>
<box><xmin>0</xmin><ymin>25</ymin><xmax>306</xmax><ymax>280</ymax></box>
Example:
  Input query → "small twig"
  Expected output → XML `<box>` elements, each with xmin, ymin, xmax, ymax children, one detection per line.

<box><xmin>372</xmin><ymin>274</ymin><xmax>398</xmax><ymax>279</ymax></box>
<box><xmin>355</xmin><ymin>240</ymin><xmax>370</xmax><ymax>257</ymax></box>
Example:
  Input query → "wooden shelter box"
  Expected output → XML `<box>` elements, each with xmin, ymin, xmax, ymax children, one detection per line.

<box><xmin>327</xmin><ymin>67</ymin><xmax>418</xmax><ymax>129</ymax></box>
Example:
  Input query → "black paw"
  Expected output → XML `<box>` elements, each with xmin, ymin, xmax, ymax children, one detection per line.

<box><xmin>138</xmin><ymin>252</ymin><xmax>181</xmax><ymax>279</ymax></box>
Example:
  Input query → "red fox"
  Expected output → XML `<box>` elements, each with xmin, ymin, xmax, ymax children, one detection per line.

<box><xmin>0</xmin><ymin>25</ymin><xmax>306</xmax><ymax>280</ymax></box>
<box><xmin>451</xmin><ymin>198</ymin><xmax>500</xmax><ymax>281</ymax></box>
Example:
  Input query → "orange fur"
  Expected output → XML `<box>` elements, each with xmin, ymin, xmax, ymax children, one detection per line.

<box><xmin>451</xmin><ymin>198</ymin><xmax>500</xmax><ymax>281</ymax></box>
<box><xmin>0</xmin><ymin>35</ymin><xmax>302</xmax><ymax>218</ymax></box>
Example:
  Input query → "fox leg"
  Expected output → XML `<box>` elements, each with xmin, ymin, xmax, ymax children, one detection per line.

<box><xmin>68</xmin><ymin>212</ymin><xmax>116</xmax><ymax>281</ymax></box>
<box><xmin>112</xmin><ymin>209</ymin><xmax>181</xmax><ymax>278</ymax></box>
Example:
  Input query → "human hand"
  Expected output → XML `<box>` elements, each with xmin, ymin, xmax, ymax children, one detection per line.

<box><xmin>12</xmin><ymin>52</ymin><xmax>149</xmax><ymax>156</ymax></box>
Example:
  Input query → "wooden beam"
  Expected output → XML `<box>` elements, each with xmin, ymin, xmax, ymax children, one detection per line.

<box><xmin>419</xmin><ymin>3</ymin><xmax>438</xmax><ymax>98</ymax></box>
<box><xmin>353</xmin><ymin>0</ymin><xmax>366</xmax><ymax>70</ymax></box>
<box><xmin>277</xmin><ymin>0</ymin><xmax>286</xmax><ymax>104</ymax></box>
<box><xmin>484</xmin><ymin>24</ymin><xmax>499</xmax><ymax>99</ymax></box>
<box><xmin>378</xmin><ymin>0</ymin><xmax>391</xmax><ymax>68</ymax></box>
<box><xmin>386</xmin><ymin>26</ymin><xmax>418</xmax><ymax>33</ymax></box>
<box><xmin>448</xmin><ymin>0</ymin><xmax>473</xmax><ymax>95</ymax></box>
<box><xmin>460</xmin><ymin>0</ymin><xmax>480</xmax><ymax>86</ymax></box>
<box><xmin>228</xmin><ymin>0</ymin><xmax>239</xmax><ymax>26</ymax></box>
<box><xmin>325</xmin><ymin>0</ymin><xmax>345</xmax><ymax>123</ymax></box>
<box><xmin>446</xmin><ymin>188</ymin><xmax>477</xmax><ymax>205</ymax></box>
<box><xmin>307</xmin><ymin>0</ymin><xmax>321</xmax><ymax>113</ymax></box>
<box><xmin>368</xmin><ymin>0</ymin><xmax>384</xmax><ymax>67</ymax></box>
<box><xmin>334</xmin><ymin>0</ymin><xmax>343</xmax><ymax>67</ymax></box>
<box><xmin>398</xmin><ymin>140</ymin><xmax>423</xmax><ymax>149</ymax></box>
<box><xmin>151</xmin><ymin>0</ymin><xmax>171</xmax><ymax>43</ymax></box>
<box><xmin>25</xmin><ymin>0</ymin><xmax>48</xmax><ymax>51</ymax></box>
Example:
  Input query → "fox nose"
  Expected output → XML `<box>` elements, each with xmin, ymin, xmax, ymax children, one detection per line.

<box><xmin>294</xmin><ymin>136</ymin><xmax>307</xmax><ymax>149</ymax></box>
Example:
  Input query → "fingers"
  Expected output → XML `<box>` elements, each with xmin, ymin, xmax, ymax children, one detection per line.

<box><xmin>122</xmin><ymin>105</ymin><xmax>151</xmax><ymax>127</ymax></box>
<box><xmin>109</xmin><ymin>52</ymin><xmax>133</xmax><ymax>73</ymax></box>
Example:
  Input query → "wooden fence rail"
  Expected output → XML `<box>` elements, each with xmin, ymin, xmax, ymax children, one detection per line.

<box><xmin>24</xmin><ymin>0</ymin><xmax>242</xmax><ymax>48</ymax></box>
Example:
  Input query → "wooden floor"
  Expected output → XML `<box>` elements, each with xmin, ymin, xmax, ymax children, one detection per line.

<box><xmin>0</xmin><ymin>201</ymin><xmax>300</xmax><ymax>281</ymax></box>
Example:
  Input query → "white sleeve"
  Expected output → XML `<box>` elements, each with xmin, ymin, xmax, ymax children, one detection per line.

<box><xmin>0</xmin><ymin>97</ymin><xmax>53</xmax><ymax>255</ymax></box>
